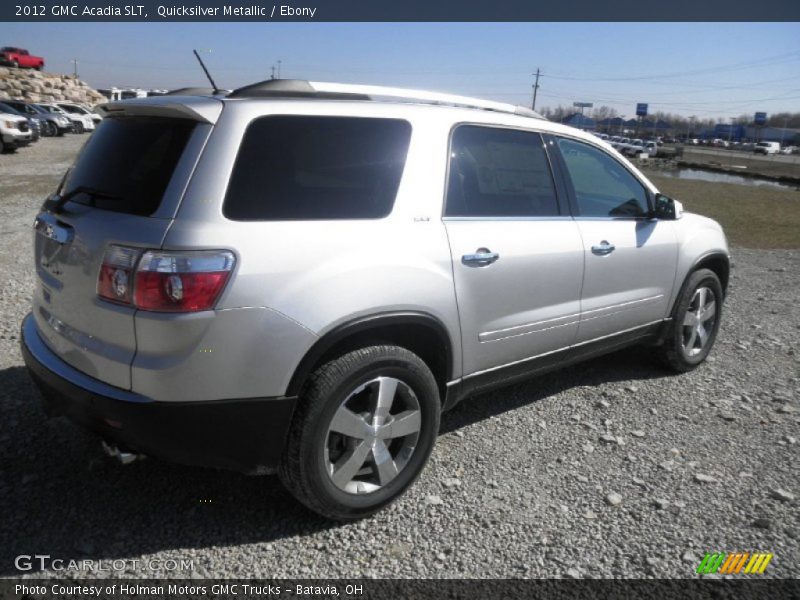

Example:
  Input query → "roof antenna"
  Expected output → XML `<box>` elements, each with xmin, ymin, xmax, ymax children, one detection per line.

<box><xmin>193</xmin><ymin>49</ymin><xmax>220</xmax><ymax>93</ymax></box>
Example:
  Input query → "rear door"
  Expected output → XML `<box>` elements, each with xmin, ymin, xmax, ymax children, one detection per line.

<box><xmin>552</xmin><ymin>136</ymin><xmax>677</xmax><ymax>343</ymax></box>
<box><xmin>32</xmin><ymin>110</ymin><xmax>213</xmax><ymax>389</ymax></box>
<box><xmin>443</xmin><ymin>125</ymin><xmax>584</xmax><ymax>379</ymax></box>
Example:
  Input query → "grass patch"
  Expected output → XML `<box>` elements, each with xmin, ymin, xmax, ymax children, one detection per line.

<box><xmin>645</xmin><ymin>174</ymin><xmax>800</xmax><ymax>249</ymax></box>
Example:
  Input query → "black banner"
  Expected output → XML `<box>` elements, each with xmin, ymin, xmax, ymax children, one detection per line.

<box><xmin>1</xmin><ymin>579</ymin><xmax>798</xmax><ymax>600</ymax></box>
<box><xmin>2</xmin><ymin>0</ymin><xmax>800</xmax><ymax>22</ymax></box>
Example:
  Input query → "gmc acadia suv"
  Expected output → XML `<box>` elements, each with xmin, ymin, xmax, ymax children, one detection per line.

<box><xmin>21</xmin><ymin>80</ymin><xmax>729</xmax><ymax>520</ymax></box>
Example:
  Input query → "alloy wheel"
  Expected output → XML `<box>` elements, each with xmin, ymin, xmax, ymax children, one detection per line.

<box><xmin>324</xmin><ymin>376</ymin><xmax>422</xmax><ymax>495</ymax></box>
<box><xmin>681</xmin><ymin>286</ymin><xmax>717</xmax><ymax>357</ymax></box>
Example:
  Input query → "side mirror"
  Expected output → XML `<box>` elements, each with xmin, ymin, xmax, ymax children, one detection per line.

<box><xmin>652</xmin><ymin>193</ymin><xmax>683</xmax><ymax>220</ymax></box>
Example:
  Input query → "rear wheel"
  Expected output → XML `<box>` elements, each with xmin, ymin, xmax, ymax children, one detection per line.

<box><xmin>0</xmin><ymin>138</ymin><xmax>5</xmax><ymax>153</ymax></box>
<box><xmin>42</xmin><ymin>121</ymin><xmax>56</xmax><ymax>137</ymax></box>
<box><xmin>279</xmin><ymin>345</ymin><xmax>440</xmax><ymax>520</ymax></box>
<box><xmin>73</xmin><ymin>121</ymin><xmax>84</xmax><ymax>134</ymax></box>
<box><xmin>656</xmin><ymin>268</ymin><xmax>723</xmax><ymax>372</ymax></box>
<box><xmin>10</xmin><ymin>60</ymin><xmax>19</xmax><ymax>69</ymax></box>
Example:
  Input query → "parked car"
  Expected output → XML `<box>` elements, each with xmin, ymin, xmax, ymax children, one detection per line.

<box><xmin>0</xmin><ymin>101</ymin><xmax>41</xmax><ymax>142</ymax></box>
<box><xmin>2</xmin><ymin>99</ymin><xmax>70</xmax><ymax>136</ymax></box>
<box><xmin>780</xmin><ymin>145</ymin><xmax>797</xmax><ymax>155</ymax></box>
<box><xmin>619</xmin><ymin>138</ymin><xmax>647</xmax><ymax>157</ymax></box>
<box><xmin>37</xmin><ymin>103</ymin><xmax>95</xmax><ymax>133</ymax></box>
<box><xmin>0</xmin><ymin>110</ymin><xmax>32</xmax><ymax>152</ymax></box>
<box><xmin>0</xmin><ymin>47</ymin><xmax>44</xmax><ymax>70</ymax></box>
<box><xmin>56</xmin><ymin>102</ymin><xmax>103</xmax><ymax>124</ymax></box>
<box><xmin>754</xmin><ymin>141</ymin><xmax>780</xmax><ymax>155</ymax></box>
<box><xmin>21</xmin><ymin>80</ymin><xmax>730</xmax><ymax>520</ymax></box>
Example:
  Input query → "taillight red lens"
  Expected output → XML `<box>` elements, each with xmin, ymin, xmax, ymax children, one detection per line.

<box><xmin>97</xmin><ymin>246</ymin><xmax>140</xmax><ymax>305</ymax></box>
<box><xmin>134</xmin><ymin>271</ymin><xmax>232</xmax><ymax>312</ymax></box>
<box><xmin>133</xmin><ymin>250</ymin><xmax>235</xmax><ymax>312</ymax></box>
<box><xmin>97</xmin><ymin>247</ymin><xmax>235</xmax><ymax>312</ymax></box>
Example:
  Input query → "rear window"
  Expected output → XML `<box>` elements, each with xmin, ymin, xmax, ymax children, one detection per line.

<box><xmin>223</xmin><ymin>116</ymin><xmax>412</xmax><ymax>221</ymax></box>
<box><xmin>63</xmin><ymin>116</ymin><xmax>196</xmax><ymax>216</ymax></box>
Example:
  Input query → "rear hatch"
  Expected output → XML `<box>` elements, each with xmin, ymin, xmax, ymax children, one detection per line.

<box><xmin>32</xmin><ymin>98</ymin><xmax>221</xmax><ymax>389</ymax></box>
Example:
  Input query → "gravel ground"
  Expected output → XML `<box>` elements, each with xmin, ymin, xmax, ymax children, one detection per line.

<box><xmin>0</xmin><ymin>136</ymin><xmax>798</xmax><ymax>579</ymax></box>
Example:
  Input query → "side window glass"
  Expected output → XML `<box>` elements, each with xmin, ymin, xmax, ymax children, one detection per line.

<box><xmin>446</xmin><ymin>126</ymin><xmax>559</xmax><ymax>217</ymax></box>
<box><xmin>557</xmin><ymin>138</ymin><xmax>649</xmax><ymax>217</ymax></box>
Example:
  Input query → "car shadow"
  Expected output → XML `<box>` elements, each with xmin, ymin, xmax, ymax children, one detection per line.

<box><xmin>0</xmin><ymin>347</ymin><xmax>671</xmax><ymax>575</ymax></box>
<box><xmin>440</xmin><ymin>345</ymin><xmax>671</xmax><ymax>434</ymax></box>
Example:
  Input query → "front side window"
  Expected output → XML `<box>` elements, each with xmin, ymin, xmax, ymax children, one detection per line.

<box><xmin>445</xmin><ymin>126</ymin><xmax>559</xmax><ymax>217</ymax></box>
<box><xmin>224</xmin><ymin>116</ymin><xmax>412</xmax><ymax>221</ymax></box>
<box><xmin>557</xmin><ymin>138</ymin><xmax>650</xmax><ymax>218</ymax></box>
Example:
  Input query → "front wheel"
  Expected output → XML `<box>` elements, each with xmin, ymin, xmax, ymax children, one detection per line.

<box><xmin>279</xmin><ymin>345</ymin><xmax>441</xmax><ymax>521</ymax></box>
<box><xmin>40</xmin><ymin>121</ymin><xmax>54</xmax><ymax>137</ymax></box>
<box><xmin>656</xmin><ymin>268</ymin><xmax>723</xmax><ymax>372</ymax></box>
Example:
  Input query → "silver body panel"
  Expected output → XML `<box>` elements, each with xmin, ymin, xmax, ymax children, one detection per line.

<box><xmin>28</xmin><ymin>94</ymin><xmax>729</xmax><ymax>403</ymax></box>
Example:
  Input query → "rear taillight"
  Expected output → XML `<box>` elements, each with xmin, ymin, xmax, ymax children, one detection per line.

<box><xmin>97</xmin><ymin>246</ymin><xmax>139</xmax><ymax>305</ymax></box>
<box><xmin>97</xmin><ymin>246</ymin><xmax>235</xmax><ymax>313</ymax></box>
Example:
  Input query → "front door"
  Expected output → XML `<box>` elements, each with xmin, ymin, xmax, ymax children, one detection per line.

<box><xmin>553</xmin><ymin>136</ymin><xmax>678</xmax><ymax>342</ymax></box>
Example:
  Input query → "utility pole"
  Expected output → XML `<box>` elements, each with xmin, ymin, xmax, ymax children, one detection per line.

<box><xmin>71</xmin><ymin>59</ymin><xmax>78</xmax><ymax>78</ymax></box>
<box><xmin>531</xmin><ymin>68</ymin><xmax>540</xmax><ymax>111</ymax></box>
<box><xmin>270</xmin><ymin>65</ymin><xmax>276</xmax><ymax>80</ymax></box>
<box><xmin>277</xmin><ymin>60</ymin><xmax>282</xmax><ymax>79</ymax></box>
<box><xmin>780</xmin><ymin>116</ymin><xmax>788</xmax><ymax>147</ymax></box>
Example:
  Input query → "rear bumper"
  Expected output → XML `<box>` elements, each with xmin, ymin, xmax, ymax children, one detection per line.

<box><xmin>20</xmin><ymin>314</ymin><xmax>297</xmax><ymax>474</ymax></box>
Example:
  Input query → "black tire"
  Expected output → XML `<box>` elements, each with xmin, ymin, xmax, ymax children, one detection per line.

<box><xmin>0</xmin><ymin>138</ymin><xmax>5</xmax><ymax>153</ymax></box>
<box><xmin>73</xmin><ymin>122</ymin><xmax>84</xmax><ymax>134</ymax></box>
<box><xmin>42</xmin><ymin>121</ymin><xmax>56</xmax><ymax>137</ymax></box>
<box><xmin>656</xmin><ymin>268</ymin><xmax>723</xmax><ymax>372</ymax></box>
<box><xmin>279</xmin><ymin>345</ymin><xmax>441</xmax><ymax>521</ymax></box>
<box><xmin>10</xmin><ymin>60</ymin><xmax>18</xmax><ymax>69</ymax></box>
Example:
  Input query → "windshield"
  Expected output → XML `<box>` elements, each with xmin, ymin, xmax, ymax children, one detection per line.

<box><xmin>59</xmin><ymin>105</ymin><xmax>82</xmax><ymax>114</ymax></box>
<box><xmin>0</xmin><ymin>103</ymin><xmax>23</xmax><ymax>116</ymax></box>
<box><xmin>62</xmin><ymin>116</ymin><xmax>197</xmax><ymax>216</ymax></box>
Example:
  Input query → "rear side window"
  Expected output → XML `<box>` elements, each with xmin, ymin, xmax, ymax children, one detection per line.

<box><xmin>63</xmin><ymin>117</ymin><xmax>196</xmax><ymax>216</ymax></box>
<box><xmin>224</xmin><ymin>116</ymin><xmax>412</xmax><ymax>221</ymax></box>
<box><xmin>445</xmin><ymin>125</ymin><xmax>559</xmax><ymax>217</ymax></box>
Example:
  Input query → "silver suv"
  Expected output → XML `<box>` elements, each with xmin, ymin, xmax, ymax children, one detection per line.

<box><xmin>21</xmin><ymin>80</ymin><xmax>729</xmax><ymax>520</ymax></box>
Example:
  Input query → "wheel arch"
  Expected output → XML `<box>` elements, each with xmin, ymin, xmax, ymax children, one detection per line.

<box><xmin>669</xmin><ymin>251</ymin><xmax>730</xmax><ymax>319</ymax></box>
<box><xmin>690</xmin><ymin>251</ymin><xmax>730</xmax><ymax>297</ymax></box>
<box><xmin>286</xmin><ymin>311</ymin><xmax>454</xmax><ymax>403</ymax></box>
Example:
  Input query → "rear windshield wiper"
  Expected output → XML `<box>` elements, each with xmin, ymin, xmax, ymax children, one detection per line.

<box><xmin>46</xmin><ymin>185</ymin><xmax>121</xmax><ymax>214</ymax></box>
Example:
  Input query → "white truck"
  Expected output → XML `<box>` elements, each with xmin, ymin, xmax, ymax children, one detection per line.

<box><xmin>754</xmin><ymin>141</ymin><xmax>780</xmax><ymax>155</ymax></box>
<box><xmin>0</xmin><ymin>111</ymin><xmax>32</xmax><ymax>152</ymax></box>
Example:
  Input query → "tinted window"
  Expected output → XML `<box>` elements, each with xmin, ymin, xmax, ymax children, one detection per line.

<box><xmin>224</xmin><ymin>116</ymin><xmax>411</xmax><ymax>221</ymax></box>
<box><xmin>557</xmin><ymin>138</ymin><xmax>649</xmax><ymax>217</ymax></box>
<box><xmin>446</xmin><ymin>126</ymin><xmax>559</xmax><ymax>217</ymax></box>
<box><xmin>63</xmin><ymin>117</ymin><xmax>196</xmax><ymax>216</ymax></box>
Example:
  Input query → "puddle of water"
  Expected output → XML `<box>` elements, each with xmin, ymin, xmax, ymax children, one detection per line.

<box><xmin>652</xmin><ymin>168</ymin><xmax>798</xmax><ymax>191</ymax></box>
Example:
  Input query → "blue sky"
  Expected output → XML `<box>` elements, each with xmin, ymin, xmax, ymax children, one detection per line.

<box><xmin>3</xmin><ymin>22</ymin><xmax>799</xmax><ymax>120</ymax></box>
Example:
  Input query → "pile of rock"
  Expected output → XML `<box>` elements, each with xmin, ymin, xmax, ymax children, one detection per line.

<box><xmin>0</xmin><ymin>67</ymin><xmax>106</xmax><ymax>105</ymax></box>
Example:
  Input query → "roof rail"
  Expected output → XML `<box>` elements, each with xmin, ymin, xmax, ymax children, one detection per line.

<box><xmin>227</xmin><ymin>79</ymin><xmax>545</xmax><ymax>120</ymax></box>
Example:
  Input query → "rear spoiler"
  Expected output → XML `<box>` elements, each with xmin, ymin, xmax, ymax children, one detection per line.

<box><xmin>97</xmin><ymin>96</ymin><xmax>223</xmax><ymax>124</ymax></box>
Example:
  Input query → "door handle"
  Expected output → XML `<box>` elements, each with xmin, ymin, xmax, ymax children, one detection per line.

<box><xmin>591</xmin><ymin>240</ymin><xmax>615</xmax><ymax>256</ymax></box>
<box><xmin>462</xmin><ymin>248</ymin><xmax>499</xmax><ymax>267</ymax></box>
